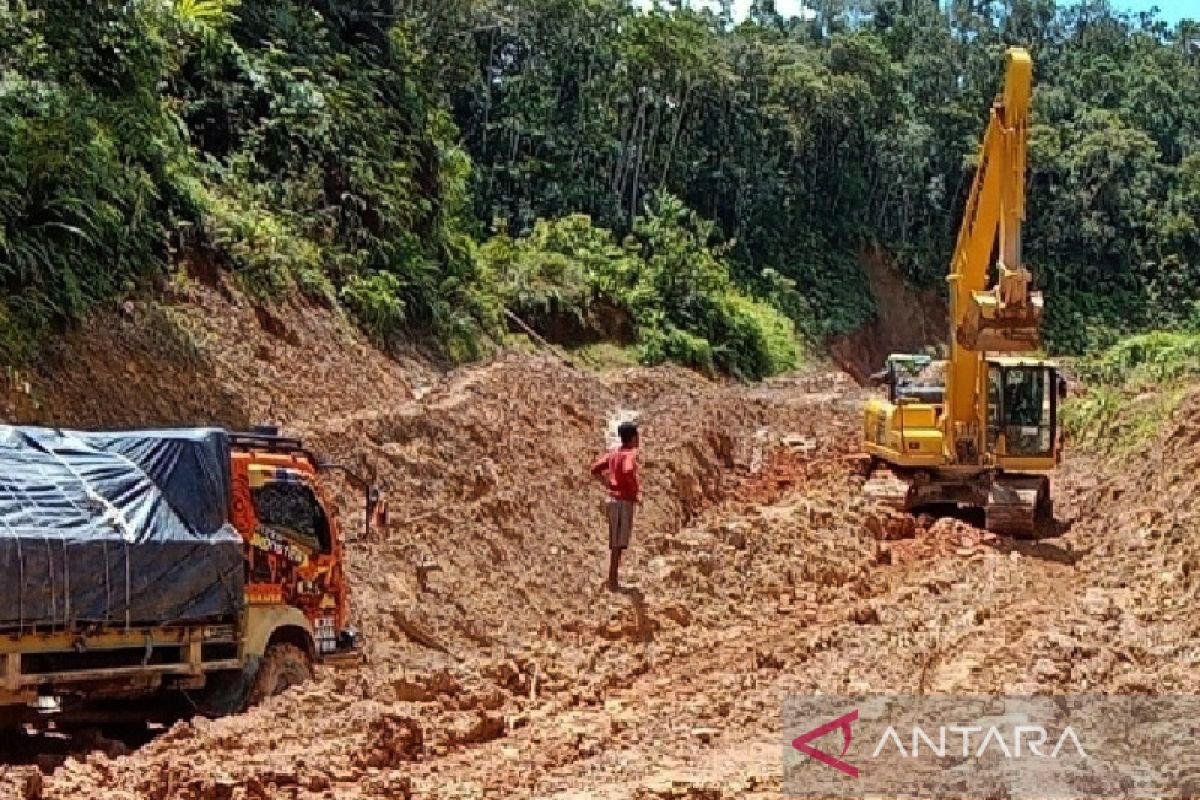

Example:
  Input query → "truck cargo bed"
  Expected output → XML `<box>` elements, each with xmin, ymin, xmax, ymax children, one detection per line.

<box><xmin>0</xmin><ymin>427</ymin><xmax>245</xmax><ymax>630</ymax></box>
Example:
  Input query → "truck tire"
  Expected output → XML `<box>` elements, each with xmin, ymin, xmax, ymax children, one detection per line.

<box><xmin>247</xmin><ymin>643</ymin><xmax>314</xmax><ymax>706</ymax></box>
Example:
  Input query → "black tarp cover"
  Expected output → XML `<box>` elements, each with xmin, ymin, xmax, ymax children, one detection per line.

<box><xmin>0</xmin><ymin>426</ymin><xmax>244</xmax><ymax>630</ymax></box>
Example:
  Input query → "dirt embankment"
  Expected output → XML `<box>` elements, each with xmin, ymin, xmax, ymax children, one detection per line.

<box><xmin>0</xmin><ymin>276</ymin><xmax>864</xmax><ymax>798</ymax></box>
<box><xmin>828</xmin><ymin>248</ymin><xmax>947</xmax><ymax>383</ymax></box>
<box><xmin>1048</xmin><ymin>388</ymin><xmax>1200</xmax><ymax>692</ymax></box>
<box><xmin>3</xmin><ymin>272</ymin><xmax>1199</xmax><ymax>799</ymax></box>
<box><xmin>0</xmin><ymin>279</ymin><xmax>425</xmax><ymax>431</ymax></box>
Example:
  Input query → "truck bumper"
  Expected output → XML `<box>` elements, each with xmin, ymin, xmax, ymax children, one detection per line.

<box><xmin>320</xmin><ymin>649</ymin><xmax>365</xmax><ymax>669</ymax></box>
<box><xmin>0</xmin><ymin>625</ymin><xmax>241</xmax><ymax>709</ymax></box>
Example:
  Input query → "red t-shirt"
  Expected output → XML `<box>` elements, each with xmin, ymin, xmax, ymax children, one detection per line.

<box><xmin>591</xmin><ymin>447</ymin><xmax>640</xmax><ymax>501</ymax></box>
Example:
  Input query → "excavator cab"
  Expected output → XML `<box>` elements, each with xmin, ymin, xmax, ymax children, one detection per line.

<box><xmin>985</xmin><ymin>357</ymin><xmax>1059</xmax><ymax>466</ymax></box>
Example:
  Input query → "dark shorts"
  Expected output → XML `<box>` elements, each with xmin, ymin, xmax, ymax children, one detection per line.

<box><xmin>606</xmin><ymin>498</ymin><xmax>635</xmax><ymax>549</ymax></box>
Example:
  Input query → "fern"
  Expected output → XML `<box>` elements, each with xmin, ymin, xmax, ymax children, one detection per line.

<box><xmin>174</xmin><ymin>0</ymin><xmax>239</xmax><ymax>26</ymax></box>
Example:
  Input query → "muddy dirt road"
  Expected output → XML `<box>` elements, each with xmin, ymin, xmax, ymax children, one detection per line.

<box><xmin>2</xmin><ymin>289</ymin><xmax>1198</xmax><ymax>799</ymax></box>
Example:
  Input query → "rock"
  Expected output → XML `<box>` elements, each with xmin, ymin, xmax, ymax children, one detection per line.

<box><xmin>882</xmin><ymin>512</ymin><xmax>916</xmax><ymax>541</ymax></box>
<box><xmin>723</xmin><ymin>523</ymin><xmax>747</xmax><ymax>550</ymax></box>
<box><xmin>0</xmin><ymin>768</ymin><xmax>43</xmax><ymax>800</ymax></box>
<box><xmin>392</xmin><ymin>677</ymin><xmax>434</xmax><ymax>702</ymax></box>
<box><xmin>661</xmin><ymin>604</ymin><xmax>693</xmax><ymax>626</ymax></box>
<box><xmin>356</xmin><ymin>713</ymin><xmax>424</xmax><ymax>767</ymax></box>
<box><xmin>1082</xmin><ymin>588</ymin><xmax>1115</xmax><ymax>619</ymax></box>
<box><xmin>851</xmin><ymin>604</ymin><xmax>880</xmax><ymax>624</ymax></box>
<box><xmin>451</xmin><ymin>712</ymin><xmax>505</xmax><ymax>746</ymax></box>
<box><xmin>864</xmin><ymin>514</ymin><xmax>884</xmax><ymax>539</ymax></box>
<box><xmin>1033</xmin><ymin>658</ymin><xmax>1062</xmax><ymax>680</ymax></box>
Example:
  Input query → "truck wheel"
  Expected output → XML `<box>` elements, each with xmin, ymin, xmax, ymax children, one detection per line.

<box><xmin>248</xmin><ymin>643</ymin><xmax>313</xmax><ymax>705</ymax></box>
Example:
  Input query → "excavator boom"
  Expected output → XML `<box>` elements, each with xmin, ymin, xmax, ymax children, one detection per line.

<box><xmin>946</xmin><ymin>47</ymin><xmax>1042</xmax><ymax>432</ymax></box>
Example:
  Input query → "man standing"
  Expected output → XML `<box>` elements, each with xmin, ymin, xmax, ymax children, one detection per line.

<box><xmin>590</xmin><ymin>420</ymin><xmax>640</xmax><ymax>591</ymax></box>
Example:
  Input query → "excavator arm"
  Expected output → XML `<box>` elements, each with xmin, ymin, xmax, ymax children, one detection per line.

<box><xmin>944</xmin><ymin>47</ymin><xmax>1043</xmax><ymax>446</ymax></box>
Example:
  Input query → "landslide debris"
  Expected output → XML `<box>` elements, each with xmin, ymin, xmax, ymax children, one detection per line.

<box><xmin>5</xmin><ymin>279</ymin><xmax>1199</xmax><ymax>799</ymax></box>
<box><xmin>25</xmin><ymin>356</ymin><xmax>875</xmax><ymax>799</ymax></box>
<box><xmin>2</xmin><ymin>284</ymin><xmax>875</xmax><ymax>797</ymax></box>
<box><xmin>308</xmin><ymin>357</ymin><xmax>865</xmax><ymax>670</ymax></box>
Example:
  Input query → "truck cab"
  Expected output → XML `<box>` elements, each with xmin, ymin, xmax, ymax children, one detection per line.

<box><xmin>230</xmin><ymin>429</ymin><xmax>359</xmax><ymax>663</ymax></box>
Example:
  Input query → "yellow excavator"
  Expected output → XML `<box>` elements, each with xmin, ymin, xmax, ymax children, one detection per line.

<box><xmin>861</xmin><ymin>46</ymin><xmax>1062</xmax><ymax>537</ymax></box>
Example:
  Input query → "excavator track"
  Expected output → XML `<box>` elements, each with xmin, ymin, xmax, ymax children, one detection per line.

<box><xmin>862</xmin><ymin>462</ymin><xmax>1052</xmax><ymax>539</ymax></box>
<box><xmin>984</xmin><ymin>474</ymin><xmax>1050</xmax><ymax>538</ymax></box>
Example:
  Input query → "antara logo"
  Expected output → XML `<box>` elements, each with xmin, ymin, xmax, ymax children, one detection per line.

<box><xmin>791</xmin><ymin>710</ymin><xmax>1089</xmax><ymax>777</ymax></box>
<box><xmin>791</xmin><ymin>709</ymin><xmax>859</xmax><ymax>778</ymax></box>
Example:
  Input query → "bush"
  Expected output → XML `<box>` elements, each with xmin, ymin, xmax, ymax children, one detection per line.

<box><xmin>1064</xmin><ymin>331</ymin><xmax>1200</xmax><ymax>452</ymax></box>
<box><xmin>480</xmin><ymin>216</ymin><xmax>618</xmax><ymax>339</ymax></box>
<box><xmin>478</xmin><ymin>198</ymin><xmax>800</xmax><ymax>379</ymax></box>
<box><xmin>204</xmin><ymin>191</ymin><xmax>324</xmax><ymax>301</ymax></box>
<box><xmin>627</xmin><ymin>194</ymin><xmax>799</xmax><ymax>379</ymax></box>
<box><xmin>0</xmin><ymin>2</ymin><xmax>198</xmax><ymax>362</ymax></box>
<box><xmin>1075</xmin><ymin>331</ymin><xmax>1200</xmax><ymax>390</ymax></box>
<box><xmin>340</xmin><ymin>272</ymin><xmax>406</xmax><ymax>343</ymax></box>
<box><xmin>716</xmin><ymin>292</ymin><xmax>799</xmax><ymax>379</ymax></box>
<box><xmin>639</xmin><ymin>325</ymin><xmax>716</xmax><ymax>375</ymax></box>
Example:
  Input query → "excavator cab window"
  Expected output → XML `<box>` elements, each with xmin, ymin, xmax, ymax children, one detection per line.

<box><xmin>986</xmin><ymin>364</ymin><xmax>1057</xmax><ymax>457</ymax></box>
<box><xmin>251</xmin><ymin>479</ymin><xmax>332</xmax><ymax>555</ymax></box>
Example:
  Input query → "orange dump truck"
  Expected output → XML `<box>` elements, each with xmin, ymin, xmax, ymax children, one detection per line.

<box><xmin>0</xmin><ymin>425</ymin><xmax>376</xmax><ymax>728</ymax></box>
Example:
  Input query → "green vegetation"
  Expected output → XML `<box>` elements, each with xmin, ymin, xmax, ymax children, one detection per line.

<box><xmin>1064</xmin><ymin>331</ymin><xmax>1200</xmax><ymax>451</ymax></box>
<box><xmin>1</xmin><ymin>0</ymin><xmax>1198</xmax><ymax>375</ymax></box>
<box><xmin>1075</xmin><ymin>331</ymin><xmax>1200</xmax><ymax>389</ymax></box>
<box><xmin>480</xmin><ymin>198</ymin><xmax>797</xmax><ymax>379</ymax></box>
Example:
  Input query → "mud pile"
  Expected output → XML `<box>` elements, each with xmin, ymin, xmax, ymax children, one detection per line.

<box><xmin>5</xmin><ymin>274</ymin><xmax>1200</xmax><ymax>799</ymax></box>
<box><xmin>18</xmin><ymin>355</ymin><xmax>871</xmax><ymax>799</ymax></box>
<box><xmin>307</xmin><ymin>356</ymin><xmax>865</xmax><ymax>667</ymax></box>
<box><xmin>1045</xmin><ymin>387</ymin><xmax>1200</xmax><ymax>693</ymax></box>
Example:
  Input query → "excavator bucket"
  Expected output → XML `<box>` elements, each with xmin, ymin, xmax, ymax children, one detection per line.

<box><xmin>959</xmin><ymin>288</ymin><xmax>1043</xmax><ymax>352</ymax></box>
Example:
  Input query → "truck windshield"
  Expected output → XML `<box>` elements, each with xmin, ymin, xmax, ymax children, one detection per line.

<box><xmin>251</xmin><ymin>481</ymin><xmax>332</xmax><ymax>554</ymax></box>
